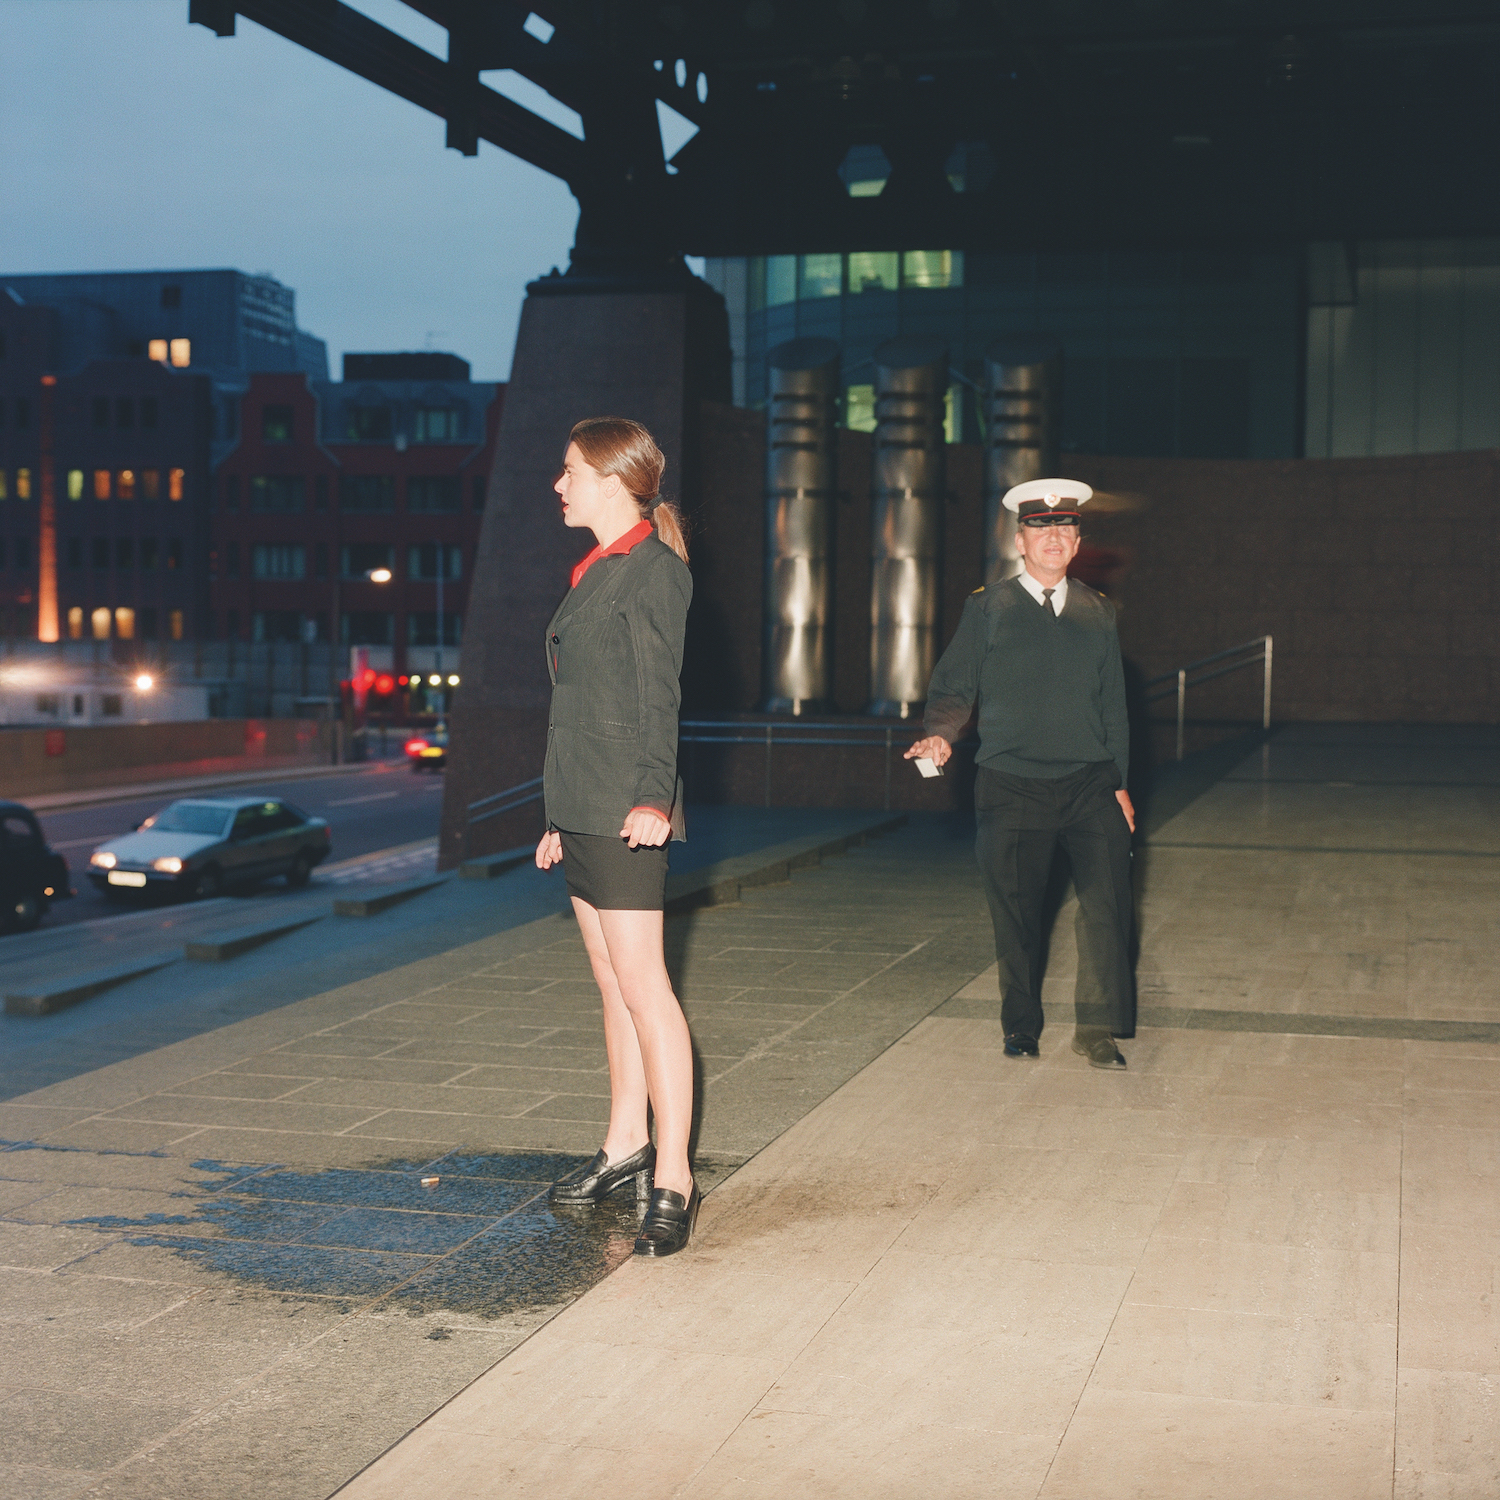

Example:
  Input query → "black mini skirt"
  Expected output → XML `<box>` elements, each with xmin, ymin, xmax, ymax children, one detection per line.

<box><xmin>559</xmin><ymin>830</ymin><xmax>670</xmax><ymax>911</ymax></box>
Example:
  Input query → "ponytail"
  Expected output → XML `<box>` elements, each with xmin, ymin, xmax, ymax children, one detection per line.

<box><xmin>650</xmin><ymin>499</ymin><xmax>690</xmax><ymax>564</ymax></box>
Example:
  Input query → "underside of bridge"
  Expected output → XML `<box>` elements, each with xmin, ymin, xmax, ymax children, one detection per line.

<box><xmin>192</xmin><ymin>0</ymin><xmax>1500</xmax><ymax>273</ymax></box>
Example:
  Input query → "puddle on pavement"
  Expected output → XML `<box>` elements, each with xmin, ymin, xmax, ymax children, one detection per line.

<box><xmin>29</xmin><ymin>1143</ymin><xmax>650</xmax><ymax>1318</ymax></box>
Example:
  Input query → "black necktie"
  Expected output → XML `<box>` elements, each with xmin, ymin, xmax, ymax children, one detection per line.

<box><xmin>1042</xmin><ymin>587</ymin><xmax>1055</xmax><ymax>617</ymax></box>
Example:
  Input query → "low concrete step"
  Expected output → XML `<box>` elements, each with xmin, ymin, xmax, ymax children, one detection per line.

<box><xmin>4</xmin><ymin>952</ymin><xmax>181</xmax><ymax>1017</ymax></box>
<box><xmin>458</xmin><ymin>846</ymin><xmax>533</xmax><ymax>880</ymax></box>
<box><xmin>184</xmin><ymin>913</ymin><xmax>325</xmax><ymax>962</ymax></box>
<box><xmin>664</xmin><ymin>814</ymin><xmax>906</xmax><ymax>915</ymax></box>
<box><xmin>333</xmin><ymin>876</ymin><xmax>449</xmax><ymax>918</ymax></box>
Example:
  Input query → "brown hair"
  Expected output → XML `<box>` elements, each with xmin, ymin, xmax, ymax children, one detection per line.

<box><xmin>567</xmin><ymin>417</ymin><xmax>689</xmax><ymax>563</ymax></box>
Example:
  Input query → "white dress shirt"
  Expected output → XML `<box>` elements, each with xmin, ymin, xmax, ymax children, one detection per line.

<box><xmin>1017</xmin><ymin>569</ymin><xmax>1068</xmax><ymax>616</ymax></box>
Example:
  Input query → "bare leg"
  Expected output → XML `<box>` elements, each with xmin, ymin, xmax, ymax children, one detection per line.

<box><xmin>571</xmin><ymin>900</ymin><xmax>694</xmax><ymax>1198</ymax></box>
<box><xmin>572</xmin><ymin>897</ymin><xmax>651</xmax><ymax>1165</ymax></box>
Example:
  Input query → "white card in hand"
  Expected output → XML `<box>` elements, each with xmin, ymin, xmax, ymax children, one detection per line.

<box><xmin>914</xmin><ymin>757</ymin><xmax>942</xmax><ymax>779</ymax></box>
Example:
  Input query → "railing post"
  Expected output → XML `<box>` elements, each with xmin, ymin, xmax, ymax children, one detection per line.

<box><xmin>764</xmin><ymin>723</ymin><xmax>773</xmax><ymax>808</ymax></box>
<box><xmin>1262</xmin><ymin>634</ymin><xmax>1273</xmax><ymax>731</ymax></box>
<box><xmin>1176</xmin><ymin>668</ymin><xmax>1186</xmax><ymax>761</ymax></box>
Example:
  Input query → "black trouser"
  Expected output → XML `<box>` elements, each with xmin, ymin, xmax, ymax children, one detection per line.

<box><xmin>974</xmin><ymin>761</ymin><xmax>1135</xmax><ymax>1040</ymax></box>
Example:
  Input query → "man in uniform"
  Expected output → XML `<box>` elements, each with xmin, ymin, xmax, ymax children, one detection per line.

<box><xmin>906</xmin><ymin>478</ymin><xmax>1135</xmax><ymax>1068</ymax></box>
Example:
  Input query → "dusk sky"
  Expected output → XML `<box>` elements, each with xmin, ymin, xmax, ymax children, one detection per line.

<box><xmin>0</xmin><ymin>0</ymin><xmax>604</xmax><ymax>381</ymax></box>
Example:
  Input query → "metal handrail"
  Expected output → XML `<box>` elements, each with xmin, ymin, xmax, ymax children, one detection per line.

<box><xmin>1144</xmin><ymin>635</ymin><xmax>1272</xmax><ymax>761</ymax></box>
<box><xmin>466</xmin><ymin>775</ymin><xmax>544</xmax><ymax>828</ymax></box>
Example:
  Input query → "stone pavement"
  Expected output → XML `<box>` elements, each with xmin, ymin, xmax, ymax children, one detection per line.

<box><xmin>339</xmin><ymin>725</ymin><xmax>1498</xmax><ymax>1500</ymax></box>
<box><xmin>3</xmin><ymin>726</ymin><xmax>1497</xmax><ymax>1498</ymax></box>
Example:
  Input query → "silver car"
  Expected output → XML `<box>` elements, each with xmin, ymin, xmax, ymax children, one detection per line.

<box><xmin>88</xmin><ymin>796</ymin><xmax>332</xmax><ymax>900</ymax></box>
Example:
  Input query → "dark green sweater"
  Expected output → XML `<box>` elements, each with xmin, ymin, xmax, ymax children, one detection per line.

<box><xmin>924</xmin><ymin>575</ymin><xmax>1129</xmax><ymax>783</ymax></box>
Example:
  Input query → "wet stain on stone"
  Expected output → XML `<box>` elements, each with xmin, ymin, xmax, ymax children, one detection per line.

<box><xmin>59</xmin><ymin>1146</ymin><xmax>659</xmax><ymax>1317</ymax></box>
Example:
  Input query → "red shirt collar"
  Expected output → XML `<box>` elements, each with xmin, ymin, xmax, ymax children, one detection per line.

<box><xmin>570</xmin><ymin>518</ymin><xmax>653</xmax><ymax>589</ymax></box>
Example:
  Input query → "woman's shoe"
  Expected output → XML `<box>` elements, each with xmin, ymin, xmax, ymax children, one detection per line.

<box><xmin>633</xmin><ymin>1180</ymin><xmax>699</xmax><ymax>1257</ymax></box>
<box><xmin>548</xmin><ymin>1142</ymin><xmax>655</xmax><ymax>1206</ymax></box>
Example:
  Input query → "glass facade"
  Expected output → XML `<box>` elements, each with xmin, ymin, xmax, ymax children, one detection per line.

<box><xmin>705</xmin><ymin>247</ymin><xmax>1302</xmax><ymax>459</ymax></box>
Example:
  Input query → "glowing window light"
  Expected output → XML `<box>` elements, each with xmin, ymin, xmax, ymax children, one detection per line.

<box><xmin>67</xmin><ymin>606</ymin><xmax>83</xmax><ymax>639</ymax></box>
<box><xmin>94</xmin><ymin>469</ymin><xmax>111</xmax><ymax>500</ymax></box>
<box><xmin>168</xmin><ymin>468</ymin><xmax>184</xmax><ymax>501</ymax></box>
<box><xmin>0</xmin><ymin>471</ymin><xmax>8</xmax><ymax>500</ymax></box>
<box><xmin>91</xmin><ymin>607</ymin><xmax>111</xmax><ymax>640</ymax></box>
<box><xmin>148</xmin><ymin>338</ymin><xmax>169</xmax><ymax>363</ymax></box>
<box><xmin>67</xmin><ymin>469</ymin><xmax>84</xmax><ymax>501</ymax></box>
<box><xmin>169</xmin><ymin>338</ymin><xmax>191</xmax><ymax>368</ymax></box>
<box><xmin>16</xmin><ymin>468</ymin><xmax>31</xmax><ymax>500</ymax></box>
<box><xmin>117</xmin><ymin>469</ymin><xmax>136</xmax><ymax>500</ymax></box>
<box><xmin>115</xmin><ymin>607</ymin><xmax>136</xmax><ymax>640</ymax></box>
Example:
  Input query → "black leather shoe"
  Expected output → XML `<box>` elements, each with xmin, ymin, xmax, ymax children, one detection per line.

<box><xmin>549</xmin><ymin>1142</ymin><xmax>655</xmax><ymax>1206</ymax></box>
<box><xmin>1072</xmin><ymin>1032</ymin><xmax>1127</xmax><ymax>1069</ymax></box>
<box><xmin>633</xmin><ymin>1181</ymin><xmax>699</xmax><ymax>1257</ymax></box>
<box><xmin>1004</xmin><ymin>1033</ymin><xmax>1040</xmax><ymax>1058</ymax></box>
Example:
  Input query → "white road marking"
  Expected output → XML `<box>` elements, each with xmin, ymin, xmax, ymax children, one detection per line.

<box><xmin>326</xmin><ymin>791</ymin><xmax>402</xmax><ymax>807</ymax></box>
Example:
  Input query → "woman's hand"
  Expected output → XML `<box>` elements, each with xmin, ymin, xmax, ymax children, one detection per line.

<box><xmin>1115</xmin><ymin>789</ymin><xmax>1136</xmax><ymax>833</ymax></box>
<box><xmin>904</xmin><ymin>735</ymin><xmax>952</xmax><ymax>768</ymax></box>
<box><xmin>535</xmin><ymin>831</ymin><xmax>563</xmax><ymax>869</ymax></box>
<box><xmin>620</xmin><ymin>808</ymin><xmax>672</xmax><ymax>849</ymax></box>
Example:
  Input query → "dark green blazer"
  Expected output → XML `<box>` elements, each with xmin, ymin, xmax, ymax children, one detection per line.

<box><xmin>542</xmin><ymin>533</ymin><xmax>693</xmax><ymax>838</ymax></box>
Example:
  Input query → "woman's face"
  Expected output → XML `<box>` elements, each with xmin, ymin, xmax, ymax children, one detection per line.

<box><xmin>554</xmin><ymin>442</ymin><xmax>616</xmax><ymax>531</ymax></box>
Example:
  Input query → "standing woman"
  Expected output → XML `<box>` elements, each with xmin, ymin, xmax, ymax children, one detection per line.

<box><xmin>535</xmin><ymin>417</ymin><xmax>699</xmax><ymax>1257</ymax></box>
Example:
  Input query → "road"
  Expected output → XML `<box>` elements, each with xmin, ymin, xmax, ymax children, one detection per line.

<box><xmin>21</xmin><ymin>759</ymin><xmax>447</xmax><ymax>932</ymax></box>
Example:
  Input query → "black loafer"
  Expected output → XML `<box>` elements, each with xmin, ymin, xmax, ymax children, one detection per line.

<box><xmin>634</xmin><ymin>1181</ymin><xmax>700</xmax><ymax>1257</ymax></box>
<box><xmin>1004</xmin><ymin>1033</ymin><xmax>1040</xmax><ymax>1058</ymax></box>
<box><xmin>1072</xmin><ymin>1033</ymin><xmax>1127</xmax><ymax>1069</ymax></box>
<box><xmin>549</xmin><ymin>1142</ymin><xmax>655</xmax><ymax>1206</ymax></box>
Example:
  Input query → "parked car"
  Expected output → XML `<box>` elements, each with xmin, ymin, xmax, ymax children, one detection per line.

<box><xmin>88</xmin><ymin>796</ymin><xmax>332</xmax><ymax>899</ymax></box>
<box><xmin>0</xmin><ymin>801</ymin><xmax>75</xmax><ymax>933</ymax></box>
<box><xmin>405</xmin><ymin>722</ymin><xmax>448</xmax><ymax>772</ymax></box>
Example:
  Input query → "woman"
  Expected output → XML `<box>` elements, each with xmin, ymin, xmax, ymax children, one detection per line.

<box><xmin>535</xmin><ymin>416</ymin><xmax>699</xmax><ymax>1257</ymax></box>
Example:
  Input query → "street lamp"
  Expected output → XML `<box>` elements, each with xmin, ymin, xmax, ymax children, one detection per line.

<box><xmin>134</xmin><ymin>672</ymin><xmax>154</xmax><ymax>691</ymax></box>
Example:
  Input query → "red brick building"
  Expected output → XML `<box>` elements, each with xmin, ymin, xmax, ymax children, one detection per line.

<box><xmin>211</xmin><ymin>360</ymin><xmax>502</xmax><ymax>698</ymax></box>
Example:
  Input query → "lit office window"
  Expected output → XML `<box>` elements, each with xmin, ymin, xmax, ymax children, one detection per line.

<box><xmin>94</xmin><ymin>470</ymin><xmax>111</xmax><ymax>500</ymax></box>
<box><xmin>414</xmin><ymin>407</ymin><xmax>462</xmax><ymax>441</ymax></box>
<box><xmin>848</xmin><ymin>251</ymin><xmax>898</xmax><ymax>293</ymax></box>
<box><xmin>0</xmin><ymin>471</ymin><xmax>7</xmax><ymax>500</ymax></box>
<box><xmin>148</xmin><ymin>338</ymin><xmax>169</xmax><ymax>363</ymax></box>
<box><xmin>117</xmin><ymin>469</ymin><xmax>136</xmax><ymax>500</ymax></box>
<box><xmin>114</xmin><ymin>607</ymin><xmax>135</xmax><ymax>640</ymax></box>
<box><xmin>766</xmin><ymin>255</ymin><xmax>797</xmax><ymax>308</ymax></box>
<box><xmin>799</xmin><ymin>254</ymin><xmax>842</xmax><ymax>299</ymax></box>
<box><xmin>839</xmin><ymin>144</ymin><xmax>890</xmax><ymax>198</ymax></box>
<box><xmin>67</xmin><ymin>606</ymin><xmax>83</xmax><ymax>640</ymax></box>
<box><xmin>902</xmin><ymin>250</ymin><xmax>963</xmax><ymax>289</ymax></box>
<box><xmin>141</xmin><ymin>469</ymin><xmax>160</xmax><ymax>501</ymax></box>
<box><xmin>169</xmin><ymin>338</ymin><xmax>191</xmax><ymax>367</ymax></box>
<box><xmin>169</xmin><ymin>468</ymin><xmax>184</xmax><ymax>501</ymax></box>
<box><xmin>946</xmin><ymin>385</ymin><xmax>960</xmax><ymax>444</ymax></box>
<box><xmin>845</xmin><ymin>384</ymin><xmax>876</xmax><ymax>432</ymax></box>
<box><xmin>91</xmin><ymin>607</ymin><xmax>111</xmax><ymax>640</ymax></box>
<box><xmin>67</xmin><ymin>469</ymin><xmax>84</xmax><ymax>500</ymax></box>
<box><xmin>169</xmin><ymin>609</ymin><xmax>184</xmax><ymax>641</ymax></box>
<box><xmin>16</xmin><ymin>468</ymin><xmax>31</xmax><ymax>500</ymax></box>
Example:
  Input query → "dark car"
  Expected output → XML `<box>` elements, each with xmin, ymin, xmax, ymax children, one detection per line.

<box><xmin>88</xmin><ymin>795</ymin><xmax>332</xmax><ymax>899</ymax></box>
<box><xmin>1</xmin><ymin>801</ymin><xmax>75</xmax><ymax>933</ymax></box>
<box><xmin>405</xmin><ymin>722</ymin><xmax>448</xmax><ymax>772</ymax></box>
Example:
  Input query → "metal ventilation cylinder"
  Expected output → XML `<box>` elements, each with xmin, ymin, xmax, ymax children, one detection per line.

<box><xmin>763</xmin><ymin>337</ymin><xmax>841</xmax><ymax>715</ymax></box>
<box><xmin>868</xmin><ymin>337</ymin><xmax>948</xmax><ymax>718</ymax></box>
<box><xmin>983</xmin><ymin>341</ymin><xmax>1061</xmax><ymax>584</ymax></box>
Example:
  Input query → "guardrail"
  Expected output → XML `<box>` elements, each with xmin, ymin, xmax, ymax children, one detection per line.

<box><xmin>1145</xmin><ymin>635</ymin><xmax>1272</xmax><ymax>761</ymax></box>
<box><xmin>680</xmin><ymin>720</ymin><xmax>931</xmax><ymax>810</ymax></box>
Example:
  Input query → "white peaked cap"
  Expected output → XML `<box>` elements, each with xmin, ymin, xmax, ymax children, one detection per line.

<box><xmin>1001</xmin><ymin>477</ymin><xmax>1093</xmax><ymax>513</ymax></box>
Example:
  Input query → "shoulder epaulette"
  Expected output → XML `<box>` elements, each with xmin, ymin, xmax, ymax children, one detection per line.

<box><xmin>971</xmin><ymin>585</ymin><xmax>985</xmax><ymax>594</ymax></box>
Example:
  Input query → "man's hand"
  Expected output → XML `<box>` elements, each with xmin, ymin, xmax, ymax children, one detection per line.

<box><xmin>904</xmin><ymin>735</ymin><xmax>952</xmax><ymax>768</ymax></box>
<box><xmin>620</xmin><ymin>809</ymin><xmax>671</xmax><ymax>849</ymax></box>
<box><xmin>535</xmin><ymin>831</ymin><xmax>563</xmax><ymax>869</ymax></box>
<box><xmin>1115</xmin><ymin>789</ymin><xmax>1135</xmax><ymax>833</ymax></box>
